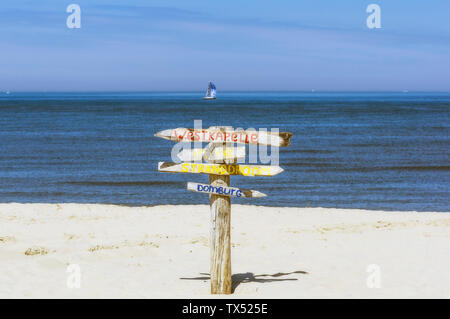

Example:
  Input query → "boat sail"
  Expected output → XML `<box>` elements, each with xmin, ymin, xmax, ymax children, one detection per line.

<box><xmin>203</xmin><ymin>82</ymin><xmax>216</xmax><ymax>100</ymax></box>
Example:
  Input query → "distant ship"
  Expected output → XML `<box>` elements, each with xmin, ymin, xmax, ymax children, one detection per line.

<box><xmin>203</xmin><ymin>82</ymin><xmax>216</xmax><ymax>100</ymax></box>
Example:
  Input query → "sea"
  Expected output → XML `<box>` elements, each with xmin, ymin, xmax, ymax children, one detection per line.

<box><xmin>0</xmin><ymin>92</ymin><xmax>448</xmax><ymax>211</ymax></box>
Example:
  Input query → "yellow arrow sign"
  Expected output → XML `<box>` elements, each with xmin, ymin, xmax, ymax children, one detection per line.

<box><xmin>158</xmin><ymin>162</ymin><xmax>283</xmax><ymax>177</ymax></box>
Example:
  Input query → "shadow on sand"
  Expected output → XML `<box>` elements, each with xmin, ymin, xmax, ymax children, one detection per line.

<box><xmin>180</xmin><ymin>270</ymin><xmax>308</xmax><ymax>293</ymax></box>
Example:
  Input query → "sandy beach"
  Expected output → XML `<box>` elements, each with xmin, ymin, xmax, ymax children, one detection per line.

<box><xmin>0</xmin><ymin>203</ymin><xmax>448</xmax><ymax>298</ymax></box>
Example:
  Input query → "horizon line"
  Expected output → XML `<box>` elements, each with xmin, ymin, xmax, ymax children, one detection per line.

<box><xmin>2</xmin><ymin>90</ymin><xmax>450</xmax><ymax>94</ymax></box>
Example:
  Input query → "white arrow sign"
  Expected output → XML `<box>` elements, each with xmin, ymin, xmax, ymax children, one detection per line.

<box><xmin>187</xmin><ymin>182</ymin><xmax>267</xmax><ymax>198</ymax></box>
<box><xmin>155</xmin><ymin>128</ymin><xmax>292</xmax><ymax>147</ymax></box>
<box><xmin>177</xmin><ymin>145</ymin><xmax>246</xmax><ymax>162</ymax></box>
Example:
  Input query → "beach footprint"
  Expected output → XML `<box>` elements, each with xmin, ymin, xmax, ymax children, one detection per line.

<box><xmin>24</xmin><ymin>246</ymin><xmax>49</xmax><ymax>256</ymax></box>
<box><xmin>0</xmin><ymin>236</ymin><xmax>16</xmax><ymax>244</ymax></box>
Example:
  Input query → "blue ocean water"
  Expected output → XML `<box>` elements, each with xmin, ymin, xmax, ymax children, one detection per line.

<box><xmin>0</xmin><ymin>92</ymin><xmax>448</xmax><ymax>211</ymax></box>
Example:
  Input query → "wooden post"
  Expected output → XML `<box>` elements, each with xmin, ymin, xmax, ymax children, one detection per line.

<box><xmin>208</xmin><ymin>127</ymin><xmax>232</xmax><ymax>294</ymax></box>
<box><xmin>209</xmin><ymin>174</ymin><xmax>231</xmax><ymax>294</ymax></box>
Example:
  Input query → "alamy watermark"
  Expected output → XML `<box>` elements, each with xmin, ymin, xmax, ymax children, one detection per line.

<box><xmin>366</xmin><ymin>264</ymin><xmax>381</xmax><ymax>288</ymax></box>
<box><xmin>65</xmin><ymin>4</ymin><xmax>381</xmax><ymax>30</ymax></box>
<box><xmin>169</xmin><ymin>120</ymin><xmax>281</xmax><ymax>165</ymax></box>
<box><xmin>66</xmin><ymin>263</ymin><xmax>81</xmax><ymax>288</ymax></box>
<box><xmin>66</xmin><ymin>4</ymin><xmax>81</xmax><ymax>29</ymax></box>
<box><xmin>366</xmin><ymin>4</ymin><xmax>381</xmax><ymax>29</ymax></box>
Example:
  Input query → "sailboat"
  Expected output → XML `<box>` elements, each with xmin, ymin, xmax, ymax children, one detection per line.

<box><xmin>203</xmin><ymin>82</ymin><xmax>216</xmax><ymax>100</ymax></box>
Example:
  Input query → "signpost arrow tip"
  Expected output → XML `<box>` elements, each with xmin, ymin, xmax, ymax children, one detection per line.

<box><xmin>154</xmin><ymin>129</ymin><xmax>173</xmax><ymax>140</ymax></box>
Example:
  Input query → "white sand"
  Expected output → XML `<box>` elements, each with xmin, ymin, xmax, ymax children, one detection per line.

<box><xmin>0</xmin><ymin>203</ymin><xmax>449</xmax><ymax>298</ymax></box>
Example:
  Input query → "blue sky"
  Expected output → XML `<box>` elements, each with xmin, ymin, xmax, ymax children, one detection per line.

<box><xmin>1</xmin><ymin>0</ymin><xmax>449</xmax><ymax>91</ymax></box>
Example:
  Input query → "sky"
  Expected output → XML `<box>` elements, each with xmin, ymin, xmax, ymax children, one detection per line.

<box><xmin>1</xmin><ymin>0</ymin><xmax>450</xmax><ymax>91</ymax></box>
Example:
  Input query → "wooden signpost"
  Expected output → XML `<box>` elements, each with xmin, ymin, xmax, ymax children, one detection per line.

<box><xmin>155</xmin><ymin>126</ymin><xmax>292</xmax><ymax>294</ymax></box>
